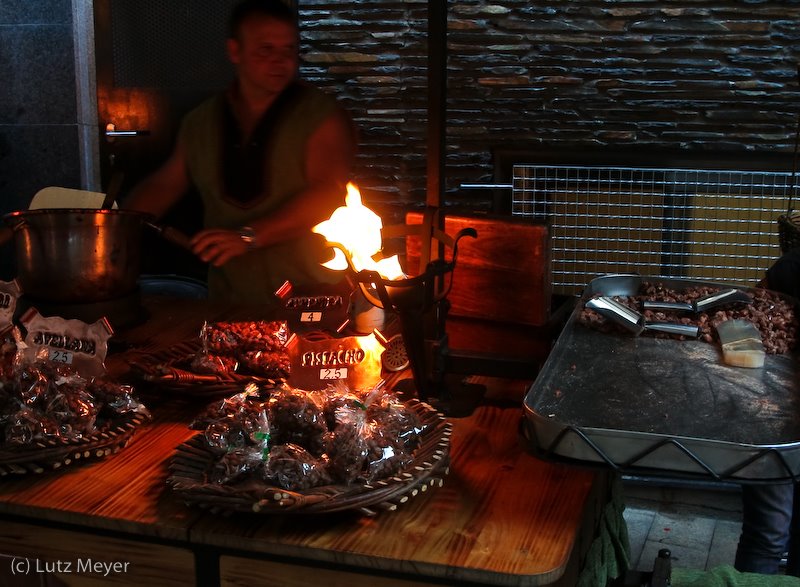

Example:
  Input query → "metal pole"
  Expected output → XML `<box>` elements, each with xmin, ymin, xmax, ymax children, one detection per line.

<box><xmin>426</xmin><ymin>1</ymin><xmax>447</xmax><ymax>208</ymax></box>
<box><xmin>423</xmin><ymin>2</ymin><xmax>449</xmax><ymax>401</ymax></box>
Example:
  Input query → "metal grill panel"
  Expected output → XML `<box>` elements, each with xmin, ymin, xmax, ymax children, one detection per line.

<box><xmin>110</xmin><ymin>0</ymin><xmax>238</xmax><ymax>88</ymax></box>
<box><xmin>511</xmin><ymin>165</ymin><xmax>792</xmax><ymax>295</ymax></box>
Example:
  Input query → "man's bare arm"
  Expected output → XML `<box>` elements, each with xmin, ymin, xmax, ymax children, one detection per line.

<box><xmin>191</xmin><ymin>109</ymin><xmax>356</xmax><ymax>266</ymax></box>
<box><xmin>124</xmin><ymin>142</ymin><xmax>191</xmax><ymax>218</ymax></box>
<box><xmin>252</xmin><ymin>107</ymin><xmax>356</xmax><ymax>244</ymax></box>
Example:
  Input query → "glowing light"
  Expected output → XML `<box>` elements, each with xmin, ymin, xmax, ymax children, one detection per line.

<box><xmin>313</xmin><ymin>183</ymin><xmax>405</xmax><ymax>280</ymax></box>
<box><xmin>356</xmin><ymin>332</ymin><xmax>384</xmax><ymax>381</ymax></box>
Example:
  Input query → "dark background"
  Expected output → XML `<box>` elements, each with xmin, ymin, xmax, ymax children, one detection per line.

<box><xmin>1</xmin><ymin>0</ymin><xmax>799</xmax><ymax>281</ymax></box>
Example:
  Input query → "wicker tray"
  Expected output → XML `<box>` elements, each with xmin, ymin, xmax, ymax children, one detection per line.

<box><xmin>127</xmin><ymin>340</ymin><xmax>284</xmax><ymax>399</ymax></box>
<box><xmin>0</xmin><ymin>411</ymin><xmax>149</xmax><ymax>477</ymax></box>
<box><xmin>167</xmin><ymin>399</ymin><xmax>451</xmax><ymax>516</ymax></box>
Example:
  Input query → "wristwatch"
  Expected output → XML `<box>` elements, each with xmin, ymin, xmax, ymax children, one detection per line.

<box><xmin>237</xmin><ymin>226</ymin><xmax>258</xmax><ymax>250</ymax></box>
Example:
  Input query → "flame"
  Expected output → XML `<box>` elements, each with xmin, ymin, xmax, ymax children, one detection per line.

<box><xmin>356</xmin><ymin>332</ymin><xmax>384</xmax><ymax>383</ymax></box>
<box><xmin>313</xmin><ymin>183</ymin><xmax>405</xmax><ymax>280</ymax></box>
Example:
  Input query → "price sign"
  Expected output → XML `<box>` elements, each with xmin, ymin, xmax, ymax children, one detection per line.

<box><xmin>49</xmin><ymin>349</ymin><xmax>74</xmax><ymax>364</ymax></box>
<box><xmin>300</xmin><ymin>311</ymin><xmax>323</xmax><ymax>323</ymax></box>
<box><xmin>319</xmin><ymin>367</ymin><xmax>347</xmax><ymax>380</ymax></box>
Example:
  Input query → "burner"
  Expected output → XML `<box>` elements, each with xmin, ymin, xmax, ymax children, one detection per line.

<box><xmin>347</xmin><ymin>230</ymin><xmax>477</xmax><ymax>401</ymax></box>
<box><xmin>16</xmin><ymin>289</ymin><xmax>147</xmax><ymax>332</ymax></box>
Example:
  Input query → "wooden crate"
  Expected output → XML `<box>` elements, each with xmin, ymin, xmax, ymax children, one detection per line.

<box><xmin>404</xmin><ymin>211</ymin><xmax>552</xmax><ymax>327</ymax></box>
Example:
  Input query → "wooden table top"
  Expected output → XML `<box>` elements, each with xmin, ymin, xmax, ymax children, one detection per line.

<box><xmin>188</xmin><ymin>404</ymin><xmax>598</xmax><ymax>585</ymax></box>
<box><xmin>0</xmin><ymin>296</ymin><xmax>602</xmax><ymax>586</ymax></box>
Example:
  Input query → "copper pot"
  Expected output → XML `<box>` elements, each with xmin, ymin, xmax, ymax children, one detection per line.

<box><xmin>3</xmin><ymin>208</ymin><xmax>152</xmax><ymax>303</ymax></box>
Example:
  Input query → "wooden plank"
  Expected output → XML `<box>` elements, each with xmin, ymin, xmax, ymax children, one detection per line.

<box><xmin>445</xmin><ymin>315</ymin><xmax>554</xmax><ymax>362</ymax></box>
<box><xmin>0</xmin><ymin>520</ymin><xmax>195</xmax><ymax>587</ymax></box>
<box><xmin>404</xmin><ymin>212</ymin><xmax>552</xmax><ymax>326</ymax></box>
<box><xmin>188</xmin><ymin>405</ymin><xmax>599</xmax><ymax>586</ymax></box>
<box><xmin>220</xmin><ymin>555</ymin><xmax>442</xmax><ymax>587</ymax></box>
<box><xmin>0</xmin><ymin>403</ymin><xmax>200</xmax><ymax>540</ymax></box>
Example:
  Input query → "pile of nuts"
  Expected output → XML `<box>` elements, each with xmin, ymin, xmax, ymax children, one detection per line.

<box><xmin>581</xmin><ymin>283</ymin><xmax>797</xmax><ymax>355</ymax></box>
<box><xmin>191</xmin><ymin>383</ymin><xmax>425</xmax><ymax>491</ymax></box>
<box><xmin>191</xmin><ymin>320</ymin><xmax>291</xmax><ymax>379</ymax></box>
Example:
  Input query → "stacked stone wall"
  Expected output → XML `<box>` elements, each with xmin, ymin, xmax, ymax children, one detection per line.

<box><xmin>299</xmin><ymin>1</ymin><xmax>800</xmax><ymax>211</ymax></box>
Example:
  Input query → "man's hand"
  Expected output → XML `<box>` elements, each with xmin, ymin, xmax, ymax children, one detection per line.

<box><xmin>191</xmin><ymin>228</ymin><xmax>252</xmax><ymax>266</ymax></box>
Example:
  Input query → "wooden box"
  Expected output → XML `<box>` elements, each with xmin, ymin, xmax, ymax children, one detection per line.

<box><xmin>404</xmin><ymin>212</ymin><xmax>552</xmax><ymax>327</ymax></box>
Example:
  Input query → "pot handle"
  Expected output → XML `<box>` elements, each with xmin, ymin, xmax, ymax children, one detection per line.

<box><xmin>145</xmin><ymin>221</ymin><xmax>193</xmax><ymax>252</ymax></box>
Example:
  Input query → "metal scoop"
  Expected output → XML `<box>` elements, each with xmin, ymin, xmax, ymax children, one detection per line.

<box><xmin>585</xmin><ymin>297</ymin><xmax>700</xmax><ymax>338</ymax></box>
<box><xmin>641</xmin><ymin>288</ymin><xmax>752</xmax><ymax>314</ymax></box>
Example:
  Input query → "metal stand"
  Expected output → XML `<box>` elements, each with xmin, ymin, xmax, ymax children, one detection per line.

<box><xmin>330</xmin><ymin>206</ymin><xmax>565</xmax><ymax>407</ymax></box>
<box><xmin>335</xmin><ymin>214</ymin><xmax>476</xmax><ymax>401</ymax></box>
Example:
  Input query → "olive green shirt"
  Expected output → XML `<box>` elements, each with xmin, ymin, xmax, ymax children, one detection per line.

<box><xmin>179</xmin><ymin>82</ymin><xmax>343</xmax><ymax>304</ymax></box>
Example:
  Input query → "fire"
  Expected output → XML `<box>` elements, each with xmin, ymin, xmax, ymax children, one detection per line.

<box><xmin>313</xmin><ymin>183</ymin><xmax>405</xmax><ymax>280</ymax></box>
<box><xmin>356</xmin><ymin>332</ymin><xmax>385</xmax><ymax>382</ymax></box>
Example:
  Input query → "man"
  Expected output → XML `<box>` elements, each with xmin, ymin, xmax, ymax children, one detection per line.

<box><xmin>126</xmin><ymin>0</ymin><xmax>355</xmax><ymax>304</ymax></box>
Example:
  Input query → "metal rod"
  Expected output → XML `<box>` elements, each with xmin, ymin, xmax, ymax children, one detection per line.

<box><xmin>426</xmin><ymin>1</ymin><xmax>447</xmax><ymax>208</ymax></box>
<box><xmin>460</xmin><ymin>183</ymin><xmax>513</xmax><ymax>190</ymax></box>
<box><xmin>105</xmin><ymin>130</ymin><xmax>150</xmax><ymax>137</ymax></box>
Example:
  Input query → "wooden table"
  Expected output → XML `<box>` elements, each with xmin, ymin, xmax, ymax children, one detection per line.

<box><xmin>0</xmin><ymin>296</ymin><xmax>617</xmax><ymax>587</ymax></box>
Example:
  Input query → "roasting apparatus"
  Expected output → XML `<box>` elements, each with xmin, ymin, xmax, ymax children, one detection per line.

<box><xmin>327</xmin><ymin>208</ymin><xmax>477</xmax><ymax>402</ymax></box>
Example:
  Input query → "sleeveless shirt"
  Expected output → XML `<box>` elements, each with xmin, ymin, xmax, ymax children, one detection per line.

<box><xmin>179</xmin><ymin>82</ymin><xmax>344</xmax><ymax>304</ymax></box>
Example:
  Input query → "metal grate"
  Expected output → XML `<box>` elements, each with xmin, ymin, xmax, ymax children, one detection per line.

<box><xmin>110</xmin><ymin>0</ymin><xmax>239</xmax><ymax>89</ymax></box>
<box><xmin>109</xmin><ymin>0</ymin><xmax>299</xmax><ymax>89</ymax></box>
<box><xmin>511</xmin><ymin>165</ymin><xmax>793</xmax><ymax>295</ymax></box>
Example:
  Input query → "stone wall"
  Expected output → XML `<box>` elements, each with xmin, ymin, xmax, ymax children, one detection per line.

<box><xmin>2</xmin><ymin>1</ymin><xmax>799</xmax><ymax>225</ymax></box>
<box><xmin>0</xmin><ymin>0</ymin><xmax>79</xmax><ymax>279</ymax></box>
<box><xmin>299</xmin><ymin>1</ymin><xmax>800</xmax><ymax>213</ymax></box>
<box><xmin>300</xmin><ymin>2</ymin><xmax>430</xmax><ymax>212</ymax></box>
<box><xmin>0</xmin><ymin>0</ymin><xmax>79</xmax><ymax>211</ymax></box>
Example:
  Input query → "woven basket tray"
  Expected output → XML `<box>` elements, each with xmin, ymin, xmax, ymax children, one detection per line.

<box><xmin>127</xmin><ymin>340</ymin><xmax>283</xmax><ymax>399</ymax></box>
<box><xmin>167</xmin><ymin>399</ymin><xmax>451</xmax><ymax>516</ymax></box>
<box><xmin>0</xmin><ymin>411</ymin><xmax>149</xmax><ymax>477</ymax></box>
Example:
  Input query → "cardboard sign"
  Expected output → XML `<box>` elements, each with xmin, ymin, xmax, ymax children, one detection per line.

<box><xmin>285</xmin><ymin>332</ymin><xmax>383</xmax><ymax>391</ymax></box>
<box><xmin>275</xmin><ymin>279</ymin><xmax>352</xmax><ymax>334</ymax></box>
<box><xmin>19</xmin><ymin>307</ymin><xmax>113</xmax><ymax>377</ymax></box>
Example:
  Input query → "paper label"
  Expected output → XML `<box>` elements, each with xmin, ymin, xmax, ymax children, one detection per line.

<box><xmin>20</xmin><ymin>308</ymin><xmax>113</xmax><ymax>377</ymax></box>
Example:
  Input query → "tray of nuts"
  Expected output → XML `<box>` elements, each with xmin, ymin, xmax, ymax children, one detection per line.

<box><xmin>127</xmin><ymin>320</ymin><xmax>291</xmax><ymax>399</ymax></box>
<box><xmin>0</xmin><ymin>359</ymin><xmax>151</xmax><ymax>476</ymax></box>
<box><xmin>167</xmin><ymin>382</ymin><xmax>451</xmax><ymax>516</ymax></box>
<box><xmin>523</xmin><ymin>274</ymin><xmax>800</xmax><ymax>482</ymax></box>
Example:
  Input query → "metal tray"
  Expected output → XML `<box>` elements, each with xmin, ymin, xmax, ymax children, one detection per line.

<box><xmin>522</xmin><ymin>274</ymin><xmax>800</xmax><ymax>482</ymax></box>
